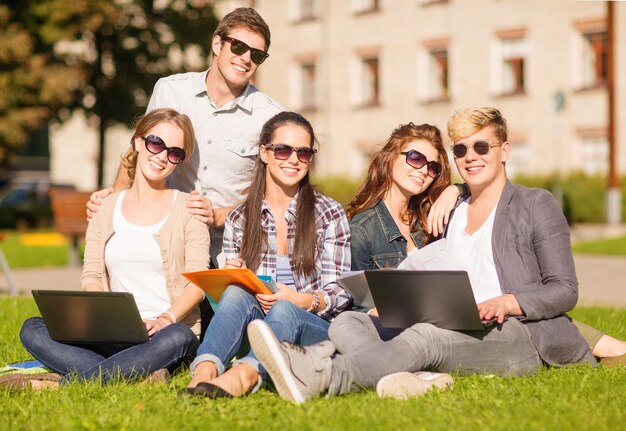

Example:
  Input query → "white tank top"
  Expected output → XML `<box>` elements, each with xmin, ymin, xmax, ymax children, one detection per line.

<box><xmin>104</xmin><ymin>190</ymin><xmax>175</xmax><ymax>320</ymax></box>
<box><xmin>446</xmin><ymin>199</ymin><xmax>502</xmax><ymax>303</ymax></box>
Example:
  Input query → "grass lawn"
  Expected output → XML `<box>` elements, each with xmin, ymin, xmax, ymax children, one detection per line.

<box><xmin>1</xmin><ymin>297</ymin><xmax>625</xmax><ymax>431</ymax></box>
<box><xmin>572</xmin><ymin>235</ymin><xmax>626</xmax><ymax>255</ymax></box>
<box><xmin>0</xmin><ymin>230</ymin><xmax>69</xmax><ymax>268</ymax></box>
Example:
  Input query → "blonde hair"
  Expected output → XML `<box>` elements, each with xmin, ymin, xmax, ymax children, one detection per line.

<box><xmin>122</xmin><ymin>108</ymin><xmax>195</xmax><ymax>185</ymax></box>
<box><xmin>447</xmin><ymin>107</ymin><xmax>508</xmax><ymax>143</ymax></box>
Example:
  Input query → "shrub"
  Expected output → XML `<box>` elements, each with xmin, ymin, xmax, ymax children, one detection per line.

<box><xmin>315</xmin><ymin>172</ymin><xmax>626</xmax><ymax>224</ymax></box>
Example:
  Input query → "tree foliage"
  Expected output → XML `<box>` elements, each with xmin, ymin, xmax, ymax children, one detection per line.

<box><xmin>0</xmin><ymin>0</ymin><xmax>218</xmax><ymax>184</ymax></box>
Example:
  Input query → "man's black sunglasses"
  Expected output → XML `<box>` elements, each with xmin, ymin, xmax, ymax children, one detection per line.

<box><xmin>141</xmin><ymin>135</ymin><xmax>186</xmax><ymax>164</ymax></box>
<box><xmin>221</xmin><ymin>36</ymin><xmax>269</xmax><ymax>65</ymax></box>
<box><xmin>451</xmin><ymin>140</ymin><xmax>503</xmax><ymax>158</ymax></box>
<box><xmin>400</xmin><ymin>150</ymin><xmax>442</xmax><ymax>178</ymax></box>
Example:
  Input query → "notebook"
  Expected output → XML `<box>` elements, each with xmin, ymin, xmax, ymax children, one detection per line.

<box><xmin>364</xmin><ymin>269</ymin><xmax>490</xmax><ymax>331</ymax></box>
<box><xmin>182</xmin><ymin>268</ymin><xmax>275</xmax><ymax>303</ymax></box>
<box><xmin>31</xmin><ymin>290</ymin><xmax>148</xmax><ymax>344</ymax></box>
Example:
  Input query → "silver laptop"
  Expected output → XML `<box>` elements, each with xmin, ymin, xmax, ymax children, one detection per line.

<box><xmin>336</xmin><ymin>271</ymin><xmax>375</xmax><ymax>310</ymax></box>
<box><xmin>32</xmin><ymin>290</ymin><xmax>149</xmax><ymax>344</ymax></box>
<box><xmin>364</xmin><ymin>270</ymin><xmax>489</xmax><ymax>331</ymax></box>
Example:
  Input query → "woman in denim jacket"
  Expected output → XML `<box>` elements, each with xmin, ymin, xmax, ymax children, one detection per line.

<box><xmin>347</xmin><ymin>122</ymin><xmax>626</xmax><ymax>364</ymax></box>
<box><xmin>348</xmin><ymin>123</ymin><xmax>460</xmax><ymax>270</ymax></box>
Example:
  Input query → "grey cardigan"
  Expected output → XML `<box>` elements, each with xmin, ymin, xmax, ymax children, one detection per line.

<box><xmin>449</xmin><ymin>181</ymin><xmax>595</xmax><ymax>366</ymax></box>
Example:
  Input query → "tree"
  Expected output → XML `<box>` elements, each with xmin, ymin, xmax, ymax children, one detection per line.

<box><xmin>0</xmin><ymin>3</ymin><xmax>85</xmax><ymax>169</ymax></box>
<box><xmin>0</xmin><ymin>0</ymin><xmax>218</xmax><ymax>185</ymax></box>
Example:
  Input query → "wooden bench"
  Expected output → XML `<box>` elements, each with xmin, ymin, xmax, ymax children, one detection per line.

<box><xmin>49</xmin><ymin>188</ymin><xmax>94</xmax><ymax>266</ymax></box>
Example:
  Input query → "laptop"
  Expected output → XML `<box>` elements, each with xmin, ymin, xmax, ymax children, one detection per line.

<box><xmin>337</xmin><ymin>271</ymin><xmax>375</xmax><ymax>310</ymax></box>
<box><xmin>31</xmin><ymin>290</ymin><xmax>149</xmax><ymax>344</ymax></box>
<box><xmin>364</xmin><ymin>270</ymin><xmax>489</xmax><ymax>331</ymax></box>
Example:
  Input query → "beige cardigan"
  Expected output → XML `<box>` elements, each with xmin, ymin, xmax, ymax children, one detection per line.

<box><xmin>81</xmin><ymin>191</ymin><xmax>210</xmax><ymax>335</ymax></box>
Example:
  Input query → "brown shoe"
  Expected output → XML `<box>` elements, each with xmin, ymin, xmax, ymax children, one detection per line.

<box><xmin>140</xmin><ymin>369</ymin><xmax>171</xmax><ymax>384</ymax></box>
<box><xmin>599</xmin><ymin>353</ymin><xmax>626</xmax><ymax>368</ymax></box>
<box><xmin>0</xmin><ymin>372</ymin><xmax>62</xmax><ymax>390</ymax></box>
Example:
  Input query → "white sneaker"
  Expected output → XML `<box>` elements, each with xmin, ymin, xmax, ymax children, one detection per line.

<box><xmin>247</xmin><ymin>320</ymin><xmax>334</xmax><ymax>404</ymax></box>
<box><xmin>376</xmin><ymin>371</ymin><xmax>453</xmax><ymax>400</ymax></box>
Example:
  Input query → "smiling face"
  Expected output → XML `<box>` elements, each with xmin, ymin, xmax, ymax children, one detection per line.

<box><xmin>260</xmin><ymin>124</ymin><xmax>312</xmax><ymax>195</ymax></box>
<box><xmin>453</xmin><ymin>125</ymin><xmax>510</xmax><ymax>193</ymax></box>
<box><xmin>212</xmin><ymin>26</ymin><xmax>266</xmax><ymax>91</ymax></box>
<box><xmin>133</xmin><ymin>121</ymin><xmax>185</xmax><ymax>187</ymax></box>
<box><xmin>387</xmin><ymin>139</ymin><xmax>439</xmax><ymax>201</ymax></box>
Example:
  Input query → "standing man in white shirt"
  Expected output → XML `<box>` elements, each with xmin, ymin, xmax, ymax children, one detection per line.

<box><xmin>88</xmin><ymin>7</ymin><xmax>283</xmax><ymax>262</ymax></box>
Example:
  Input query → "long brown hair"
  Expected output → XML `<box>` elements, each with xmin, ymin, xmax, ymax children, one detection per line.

<box><xmin>240</xmin><ymin>112</ymin><xmax>318</xmax><ymax>276</ymax></box>
<box><xmin>122</xmin><ymin>108</ymin><xmax>195</xmax><ymax>185</ymax></box>
<box><xmin>347</xmin><ymin>123</ymin><xmax>451</xmax><ymax>244</ymax></box>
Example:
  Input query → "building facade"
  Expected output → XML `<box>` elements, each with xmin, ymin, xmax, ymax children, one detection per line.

<box><xmin>51</xmin><ymin>0</ymin><xmax>625</xmax><ymax>189</ymax></box>
<box><xmin>244</xmin><ymin>0</ymin><xmax>626</xmax><ymax>181</ymax></box>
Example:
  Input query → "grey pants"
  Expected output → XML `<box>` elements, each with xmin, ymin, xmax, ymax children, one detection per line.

<box><xmin>326</xmin><ymin>311</ymin><xmax>542</xmax><ymax>396</ymax></box>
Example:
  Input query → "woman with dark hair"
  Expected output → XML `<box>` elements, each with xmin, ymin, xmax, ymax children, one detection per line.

<box><xmin>186</xmin><ymin>111</ymin><xmax>351</xmax><ymax>398</ymax></box>
<box><xmin>9</xmin><ymin>109</ymin><xmax>210</xmax><ymax>390</ymax></box>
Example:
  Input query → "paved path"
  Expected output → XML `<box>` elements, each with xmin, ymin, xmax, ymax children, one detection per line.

<box><xmin>1</xmin><ymin>255</ymin><xmax>624</xmax><ymax>308</ymax></box>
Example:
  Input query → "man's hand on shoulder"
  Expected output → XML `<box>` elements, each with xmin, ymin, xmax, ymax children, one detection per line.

<box><xmin>86</xmin><ymin>187</ymin><xmax>114</xmax><ymax>220</ymax></box>
<box><xmin>186</xmin><ymin>191</ymin><xmax>233</xmax><ymax>227</ymax></box>
<box><xmin>186</xmin><ymin>191</ymin><xmax>215</xmax><ymax>226</ymax></box>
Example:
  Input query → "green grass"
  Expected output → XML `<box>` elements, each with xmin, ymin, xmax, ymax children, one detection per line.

<box><xmin>572</xmin><ymin>235</ymin><xmax>626</xmax><ymax>256</ymax></box>
<box><xmin>1</xmin><ymin>297</ymin><xmax>625</xmax><ymax>430</ymax></box>
<box><xmin>0</xmin><ymin>230</ymin><xmax>68</xmax><ymax>268</ymax></box>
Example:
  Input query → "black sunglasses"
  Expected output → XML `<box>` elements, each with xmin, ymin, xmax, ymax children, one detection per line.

<box><xmin>141</xmin><ymin>135</ymin><xmax>186</xmax><ymax>164</ymax></box>
<box><xmin>221</xmin><ymin>36</ymin><xmax>269</xmax><ymax>65</ymax></box>
<box><xmin>400</xmin><ymin>150</ymin><xmax>442</xmax><ymax>178</ymax></box>
<box><xmin>264</xmin><ymin>144</ymin><xmax>317</xmax><ymax>164</ymax></box>
<box><xmin>451</xmin><ymin>140</ymin><xmax>502</xmax><ymax>158</ymax></box>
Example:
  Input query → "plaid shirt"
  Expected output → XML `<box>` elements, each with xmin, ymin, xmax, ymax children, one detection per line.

<box><xmin>223</xmin><ymin>191</ymin><xmax>352</xmax><ymax>320</ymax></box>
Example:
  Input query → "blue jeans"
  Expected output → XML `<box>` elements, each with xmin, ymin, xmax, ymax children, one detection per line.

<box><xmin>192</xmin><ymin>285</ymin><xmax>330</xmax><ymax>390</ymax></box>
<box><xmin>20</xmin><ymin>317</ymin><xmax>199</xmax><ymax>385</ymax></box>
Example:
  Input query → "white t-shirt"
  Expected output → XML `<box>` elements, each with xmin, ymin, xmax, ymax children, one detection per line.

<box><xmin>446</xmin><ymin>199</ymin><xmax>502</xmax><ymax>303</ymax></box>
<box><xmin>104</xmin><ymin>190</ymin><xmax>174</xmax><ymax>320</ymax></box>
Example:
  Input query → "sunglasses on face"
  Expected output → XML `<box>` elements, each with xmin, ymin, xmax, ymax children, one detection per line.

<box><xmin>264</xmin><ymin>144</ymin><xmax>317</xmax><ymax>163</ymax></box>
<box><xmin>451</xmin><ymin>140</ymin><xmax>502</xmax><ymax>158</ymax></box>
<box><xmin>221</xmin><ymin>36</ymin><xmax>269</xmax><ymax>65</ymax></box>
<box><xmin>141</xmin><ymin>135</ymin><xmax>186</xmax><ymax>164</ymax></box>
<box><xmin>400</xmin><ymin>150</ymin><xmax>442</xmax><ymax>178</ymax></box>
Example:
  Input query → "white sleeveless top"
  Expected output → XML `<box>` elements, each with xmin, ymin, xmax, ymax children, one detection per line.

<box><xmin>104</xmin><ymin>190</ymin><xmax>176</xmax><ymax>320</ymax></box>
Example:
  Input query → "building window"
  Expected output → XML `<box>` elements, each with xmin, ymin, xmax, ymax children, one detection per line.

<box><xmin>291</xmin><ymin>0</ymin><xmax>318</xmax><ymax>22</ymax></box>
<box><xmin>299</xmin><ymin>63</ymin><xmax>317</xmax><ymax>110</ymax></box>
<box><xmin>581</xmin><ymin>31</ymin><xmax>608</xmax><ymax>88</ymax></box>
<box><xmin>499</xmin><ymin>37</ymin><xmax>526</xmax><ymax>95</ymax></box>
<box><xmin>353</xmin><ymin>56</ymin><xmax>380</xmax><ymax>107</ymax></box>
<box><xmin>581</xmin><ymin>136</ymin><xmax>608</xmax><ymax>175</ymax></box>
<box><xmin>418</xmin><ymin>42</ymin><xmax>450</xmax><ymax>102</ymax></box>
<box><xmin>351</xmin><ymin>0</ymin><xmax>379</xmax><ymax>14</ymax></box>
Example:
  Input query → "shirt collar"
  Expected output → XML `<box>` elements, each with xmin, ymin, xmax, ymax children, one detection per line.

<box><xmin>261</xmin><ymin>191</ymin><xmax>300</xmax><ymax>224</ymax></box>
<box><xmin>196</xmin><ymin>69</ymin><xmax>255</xmax><ymax>113</ymax></box>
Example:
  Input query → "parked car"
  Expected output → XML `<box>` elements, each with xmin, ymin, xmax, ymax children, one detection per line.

<box><xmin>0</xmin><ymin>179</ymin><xmax>74</xmax><ymax>229</ymax></box>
